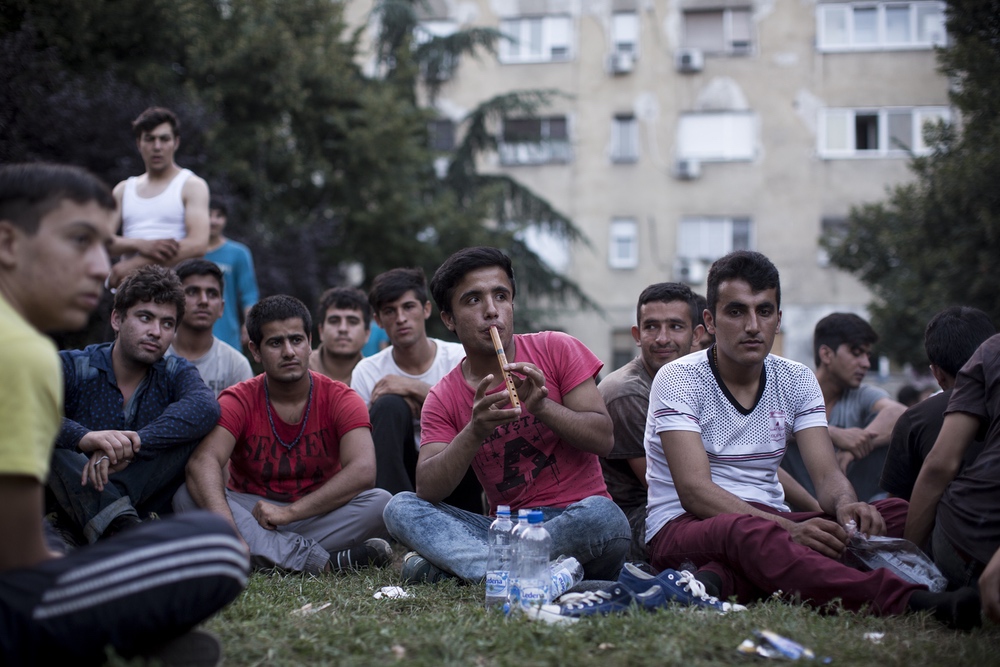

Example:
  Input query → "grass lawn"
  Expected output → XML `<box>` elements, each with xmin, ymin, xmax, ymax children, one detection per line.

<box><xmin>129</xmin><ymin>560</ymin><xmax>1000</xmax><ymax>666</ymax></box>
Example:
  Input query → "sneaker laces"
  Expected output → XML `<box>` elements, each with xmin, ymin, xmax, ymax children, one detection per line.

<box><xmin>676</xmin><ymin>570</ymin><xmax>745</xmax><ymax>612</ymax></box>
<box><xmin>558</xmin><ymin>589</ymin><xmax>615</xmax><ymax>610</ymax></box>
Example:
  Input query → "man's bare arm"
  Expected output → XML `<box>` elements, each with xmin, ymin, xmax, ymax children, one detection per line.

<box><xmin>863</xmin><ymin>397</ymin><xmax>907</xmax><ymax>447</ymax></box>
<box><xmin>0</xmin><ymin>476</ymin><xmax>58</xmax><ymax>570</ymax></box>
<box><xmin>509</xmin><ymin>364</ymin><xmax>613</xmax><ymax>456</ymax></box>
<box><xmin>796</xmin><ymin>426</ymin><xmax>886</xmax><ymax>536</ymax></box>
<box><xmin>369</xmin><ymin>376</ymin><xmax>432</xmax><ymax>407</ymax></box>
<box><xmin>904</xmin><ymin>411</ymin><xmax>979</xmax><ymax>546</ymax></box>
<box><xmin>173</xmin><ymin>175</ymin><xmax>210</xmax><ymax>262</ymax></box>
<box><xmin>662</xmin><ymin>429</ymin><xmax>850</xmax><ymax>558</ymax></box>
<box><xmin>626</xmin><ymin>457</ymin><xmax>648</xmax><ymax>489</ymax></box>
<box><xmin>416</xmin><ymin>376</ymin><xmax>519</xmax><ymax>502</ymax></box>
<box><xmin>185</xmin><ymin>425</ymin><xmax>241</xmax><ymax>530</ymax></box>
<box><xmin>251</xmin><ymin>428</ymin><xmax>376</xmax><ymax>529</ymax></box>
<box><xmin>778</xmin><ymin>466</ymin><xmax>820</xmax><ymax>512</ymax></box>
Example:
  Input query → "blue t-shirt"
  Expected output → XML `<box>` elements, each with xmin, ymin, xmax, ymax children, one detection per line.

<box><xmin>362</xmin><ymin>322</ymin><xmax>389</xmax><ymax>357</ymax></box>
<box><xmin>205</xmin><ymin>240</ymin><xmax>259</xmax><ymax>349</ymax></box>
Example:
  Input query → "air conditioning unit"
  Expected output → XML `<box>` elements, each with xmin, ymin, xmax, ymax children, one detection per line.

<box><xmin>608</xmin><ymin>51</ymin><xmax>635</xmax><ymax>75</ymax></box>
<box><xmin>675</xmin><ymin>47</ymin><xmax>704</xmax><ymax>73</ymax></box>
<box><xmin>674</xmin><ymin>257</ymin><xmax>707</xmax><ymax>285</ymax></box>
<box><xmin>675</xmin><ymin>158</ymin><xmax>701</xmax><ymax>180</ymax></box>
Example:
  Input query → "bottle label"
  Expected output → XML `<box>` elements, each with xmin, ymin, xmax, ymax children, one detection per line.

<box><xmin>519</xmin><ymin>584</ymin><xmax>550</xmax><ymax>609</ymax></box>
<box><xmin>485</xmin><ymin>570</ymin><xmax>509</xmax><ymax>596</ymax></box>
<box><xmin>551</xmin><ymin>571</ymin><xmax>573</xmax><ymax>597</ymax></box>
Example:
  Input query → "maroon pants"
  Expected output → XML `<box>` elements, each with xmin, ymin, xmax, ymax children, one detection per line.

<box><xmin>648</xmin><ymin>498</ymin><xmax>920</xmax><ymax>615</ymax></box>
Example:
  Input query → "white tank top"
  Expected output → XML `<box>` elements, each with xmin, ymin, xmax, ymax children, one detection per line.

<box><xmin>121</xmin><ymin>168</ymin><xmax>191</xmax><ymax>240</ymax></box>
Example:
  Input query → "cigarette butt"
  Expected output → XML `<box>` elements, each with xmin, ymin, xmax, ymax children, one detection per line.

<box><xmin>489</xmin><ymin>326</ymin><xmax>521</xmax><ymax>409</ymax></box>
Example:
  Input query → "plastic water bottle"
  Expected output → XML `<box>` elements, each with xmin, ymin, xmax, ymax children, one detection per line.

<box><xmin>517</xmin><ymin>510</ymin><xmax>553</xmax><ymax>611</ymax></box>
<box><xmin>549</xmin><ymin>556</ymin><xmax>584</xmax><ymax>599</ymax></box>
<box><xmin>507</xmin><ymin>509</ymin><xmax>531</xmax><ymax>610</ymax></box>
<box><xmin>485</xmin><ymin>505</ymin><xmax>514</xmax><ymax>609</ymax></box>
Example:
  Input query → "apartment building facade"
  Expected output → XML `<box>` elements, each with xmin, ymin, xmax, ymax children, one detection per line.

<box><xmin>347</xmin><ymin>0</ymin><xmax>950</xmax><ymax>369</ymax></box>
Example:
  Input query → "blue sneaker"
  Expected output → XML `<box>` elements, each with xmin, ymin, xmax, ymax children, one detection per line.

<box><xmin>524</xmin><ymin>583</ymin><xmax>665</xmax><ymax>625</ymax></box>
<box><xmin>618</xmin><ymin>563</ymin><xmax>746</xmax><ymax>612</ymax></box>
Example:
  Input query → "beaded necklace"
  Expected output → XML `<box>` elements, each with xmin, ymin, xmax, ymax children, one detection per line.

<box><xmin>264</xmin><ymin>373</ymin><xmax>314</xmax><ymax>450</ymax></box>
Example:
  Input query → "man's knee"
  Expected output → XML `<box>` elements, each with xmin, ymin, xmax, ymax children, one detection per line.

<box><xmin>383</xmin><ymin>491</ymin><xmax>420</xmax><ymax>536</ymax></box>
<box><xmin>370</xmin><ymin>394</ymin><xmax>413</xmax><ymax>424</ymax></box>
<box><xmin>570</xmin><ymin>495</ymin><xmax>631</xmax><ymax>538</ymax></box>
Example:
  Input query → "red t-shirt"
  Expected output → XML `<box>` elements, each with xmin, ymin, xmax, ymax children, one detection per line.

<box><xmin>219</xmin><ymin>371</ymin><xmax>370</xmax><ymax>503</ymax></box>
<box><xmin>421</xmin><ymin>331</ymin><xmax>610</xmax><ymax>513</ymax></box>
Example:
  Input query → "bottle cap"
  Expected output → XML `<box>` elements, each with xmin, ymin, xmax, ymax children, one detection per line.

<box><xmin>528</xmin><ymin>509</ymin><xmax>544</xmax><ymax>524</ymax></box>
<box><xmin>497</xmin><ymin>505</ymin><xmax>511</xmax><ymax>517</ymax></box>
<box><xmin>518</xmin><ymin>509</ymin><xmax>529</xmax><ymax>519</ymax></box>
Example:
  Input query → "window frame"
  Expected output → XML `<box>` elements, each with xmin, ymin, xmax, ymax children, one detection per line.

<box><xmin>498</xmin><ymin>116</ymin><xmax>573</xmax><ymax>166</ymax></box>
<box><xmin>816</xmin><ymin>1</ymin><xmax>946</xmax><ymax>52</ymax></box>
<box><xmin>498</xmin><ymin>15</ymin><xmax>574</xmax><ymax>64</ymax></box>
<box><xmin>611</xmin><ymin>12</ymin><xmax>640</xmax><ymax>56</ymax></box>
<box><xmin>817</xmin><ymin>106</ymin><xmax>950</xmax><ymax>158</ymax></box>
<box><xmin>677</xmin><ymin>216</ymin><xmax>754</xmax><ymax>264</ymax></box>
<box><xmin>609</xmin><ymin>218</ymin><xmax>639</xmax><ymax>269</ymax></box>
<box><xmin>676</xmin><ymin>111</ymin><xmax>757</xmax><ymax>163</ymax></box>
<box><xmin>611</xmin><ymin>114</ymin><xmax>639</xmax><ymax>163</ymax></box>
<box><xmin>681</xmin><ymin>7</ymin><xmax>755</xmax><ymax>56</ymax></box>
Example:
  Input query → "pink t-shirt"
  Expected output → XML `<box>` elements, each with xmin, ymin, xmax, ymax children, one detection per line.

<box><xmin>219</xmin><ymin>371</ymin><xmax>371</xmax><ymax>503</ymax></box>
<box><xmin>421</xmin><ymin>331</ymin><xmax>609</xmax><ymax>513</ymax></box>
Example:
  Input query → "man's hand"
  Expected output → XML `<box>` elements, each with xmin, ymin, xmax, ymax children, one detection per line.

<box><xmin>369</xmin><ymin>375</ymin><xmax>427</xmax><ymax>406</ymax></box>
<box><xmin>506</xmin><ymin>362</ymin><xmax>549</xmax><ymax>415</ymax></box>
<box><xmin>135</xmin><ymin>238</ymin><xmax>180</xmax><ymax>263</ymax></box>
<box><xmin>78</xmin><ymin>430</ymin><xmax>140</xmax><ymax>465</ymax></box>
<box><xmin>835</xmin><ymin>448</ymin><xmax>854</xmax><ymax>473</ymax></box>
<box><xmin>832</xmin><ymin>427</ymin><xmax>875</xmax><ymax>459</ymax></box>
<box><xmin>784</xmin><ymin>517</ymin><xmax>848</xmax><ymax>559</ymax></box>
<box><xmin>981</xmin><ymin>547</ymin><xmax>1000</xmax><ymax>625</ymax></box>
<box><xmin>836</xmin><ymin>501</ymin><xmax>887</xmax><ymax>537</ymax></box>
<box><xmin>468</xmin><ymin>374</ymin><xmax>522</xmax><ymax>441</ymax></box>
<box><xmin>252</xmin><ymin>500</ymin><xmax>293</xmax><ymax>531</ymax></box>
<box><xmin>81</xmin><ymin>451</ymin><xmax>133</xmax><ymax>490</ymax></box>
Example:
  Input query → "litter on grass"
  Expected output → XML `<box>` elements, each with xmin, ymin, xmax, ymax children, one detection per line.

<box><xmin>863</xmin><ymin>632</ymin><xmax>885</xmax><ymax>645</ymax></box>
<box><xmin>374</xmin><ymin>586</ymin><xmax>411</xmax><ymax>599</ymax></box>
<box><xmin>737</xmin><ymin>630</ymin><xmax>831</xmax><ymax>662</ymax></box>
<box><xmin>290</xmin><ymin>602</ymin><xmax>332</xmax><ymax>616</ymax></box>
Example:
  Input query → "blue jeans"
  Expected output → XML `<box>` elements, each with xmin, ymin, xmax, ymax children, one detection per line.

<box><xmin>383</xmin><ymin>492</ymin><xmax>629</xmax><ymax>581</ymax></box>
<box><xmin>47</xmin><ymin>442</ymin><xmax>196</xmax><ymax>543</ymax></box>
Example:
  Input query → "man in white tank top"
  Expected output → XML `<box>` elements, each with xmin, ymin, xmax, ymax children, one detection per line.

<box><xmin>108</xmin><ymin>107</ymin><xmax>210</xmax><ymax>288</ymax></box>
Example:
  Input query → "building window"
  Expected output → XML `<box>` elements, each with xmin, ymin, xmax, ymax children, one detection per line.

<box><xmin>498</xmin><ymin>116</ymin><xmax>572</xmax><ymax>165</ymax></box>
<box><xmin>679</xmin><ymin>217</ymin><xmax>752</xmax><ymax>261</ymax></box>
<box><xmin>611</xmin><ymin>328</ymin><xmax>637</xmax><ymax>371</ymax></box>
<box><xmin>428</xmin><ymin>120</ymin><xmax>455</xmax><ymax>152</ymax></box>
<box><xmin>609</xmin><ymin>218</ymin><xmax>638</xmax><ymax>269</ymax></box>
<box><xmin>682</xmin><ymin>7</ymin><xmax>753</xmax><ymax>55</ymax></box>
<box><xmin>818</xmin><ymin>107</ymin><xmax>950</xmax><ymax>158</ymax></box>
<box><xmin>677</xmin><ymin>112</ymin><xmax>756</xmax><ymax>162</ymax></box>
<box><xmin>611</xmin><ymin>115</ymin><xmax>638</xmax><ymax>163</ymax></box>
<box><xmin>612</xmin><ymin>12</ymin><xmax>639</xmax><ymax>55</ymax></box>
<box><xmin>498</xmin><ymin>16</ymin><xmax>573</xmax><ymax>63</ymax></box>
<box><xmin>817</xmin><ymin>2</ymin><xmax>946</xmax><ymax>51</ymax></box>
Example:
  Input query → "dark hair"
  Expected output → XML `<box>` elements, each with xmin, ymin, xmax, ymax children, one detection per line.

<box><xmin>113</xmin><ymin>265</ymin><xmax>185</xmax><ymax>322</ymax></box>
<box><xmin>209</xmin><ymin>196</ymin><xmax>228</xmax><ymax>217</ymax></box>
<box><xmin>924</xmin><ymin>306</ymin><xmax>996</xmax><ymax>378</ymax></box>
<box><xmin>369</xmin><ymin>268</ymin><xmax>429</xmax><ymax>312</ymax></box>
<box><xmin>247</xmin><ymin>295</ymin><xmax>312</xmax><ymax>346</ymax></box>
<box><xmin>706</xmin><ymin>250</ymin><xmax>780</xmax><ymax>316</ymax></box>
<box><xmin>691</xmin><ymin>292</ymin><xmax>708</xmax><ymax>327</ymax></box>
<box><xmin>635</xmin><ymin>282</ymin><xmax>697</xmax><ymax>327</ymax></box>
<box><xmin>132</xmin><ymin>107</ymin><xmax>180</xmax><ymax>140</ymax></box>
<box><xmin>0</xmin><ymin>163</ymin><xmax>116</xmax><ymax>235</ymax></box>
<box><xmin>430</xmin><ymin>247</ymin><xmax>516</xmax><ymax>315</ymax></box>
<box><xmin>813</xmin><ymin>312</ymin><xmax>878</xmax><ymax>367</ymax></box>
<box><xmin>317</xmin><ymin>287</ymin><xmax>371</xmax><ymax>329</ymax></box>
<box><xmin>174</xmin><ymin>258</ymin><xmax>224</xmax><ymax>291</ymax></box>
<box><xmin>897</xmin><ymin>384</ymin><xmax>921</xmax><ymax>407</ymax></box>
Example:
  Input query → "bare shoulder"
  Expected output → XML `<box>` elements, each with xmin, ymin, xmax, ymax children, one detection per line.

<box><xmin>182</xmin><ymin>172</ymin><xmax>210</xmax><ymax>197</ymax></box>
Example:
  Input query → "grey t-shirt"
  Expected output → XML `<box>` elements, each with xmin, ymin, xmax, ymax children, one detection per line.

<box><xmin>167</xmin><ymin>338</ymin><xmax>253</xmax><ymax>398</ymax></box>
<box><xmin>598</xmin><ymin>356</ymin><xmax>652</xmax><ymax>512</ymax></box>
<box><xmin>829</xmin><ymin>383</ymin><xmax>888</xmax><ymax>430</ymax></box>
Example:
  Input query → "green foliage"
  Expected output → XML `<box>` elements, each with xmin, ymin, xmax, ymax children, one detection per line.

<box><xmin>1</xmin><ymin>0</ymin><xmax>594</xmax><ymax>337</ymax></box>
<box><xmin>823</xmin><ymin>0</ymin><xmax>1000</xmax><ymax>367</ymax></box>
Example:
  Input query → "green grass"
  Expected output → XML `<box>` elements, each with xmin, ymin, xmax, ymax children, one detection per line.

<box><xmin>141</xmin><ymin>564</ymin><xmax>1000</xmax><ymax>666</ymax></box>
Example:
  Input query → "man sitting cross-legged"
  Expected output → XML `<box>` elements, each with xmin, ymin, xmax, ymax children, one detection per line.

<box><xmin>0</xmin><ymin>163</ymin><xmax>246</xmax><ymax>665</ymax></box>
<box><xmin>383</xmin><ymin>247</ymin><xmax>629</xmax><ymax>583</ymax></box>
<box><xmin>176</xmin><ymin>295</ymin><xmax>392</xmax><ymax>574</ymax></box>
<box><xmin>644</xmin><ymin>250</ymin><xmax>980</xmax><ymax>629</ymax></box>
<box><xmin>47</xmin><ymin>264</ymin><xmax>219</xmax><ymax>544</ymax></box>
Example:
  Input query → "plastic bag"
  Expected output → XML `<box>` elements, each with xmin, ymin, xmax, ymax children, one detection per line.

<box><xmin>843</xmin><ymin>520</ymin><xmax>947</xmax><ymax>592</ymax></box>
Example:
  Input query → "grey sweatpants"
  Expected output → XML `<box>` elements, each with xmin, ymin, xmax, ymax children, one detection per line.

<box><xmin>174</xmin><ymin>484</ymin><xmax>391</xmax><ymax>574</ymax></box>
